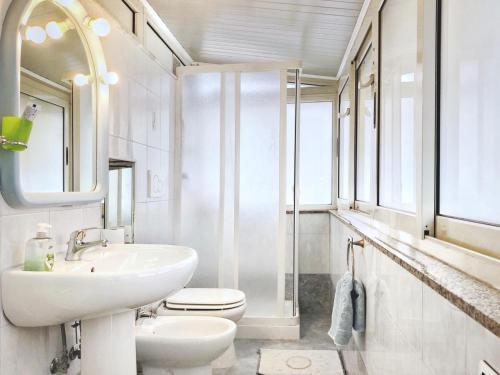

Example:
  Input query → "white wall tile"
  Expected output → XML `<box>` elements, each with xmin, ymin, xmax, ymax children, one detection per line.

<box><xmin>0</xmin><ymin>211</ymin><xmax>50</xmax><ymax>270</ymax></box>
<box><xmin>160</xmin><ymin>75</ymin><xmax>174</xmax><ymax>152</ymax></box>
<box><xmin>133</xmin><ymin>202</ymin><xmax>148</xmax><ymax>243</ymax></box>
<box><xmin>109</xmin><ymin>79</ymin><xmax>130</xmax><ymax>139</ymax></box>
<box><xmin>132</xmin><ymin>142</ymin><xmax>148</xmax><ymax>203</ymax></box>
<box><xmin>299</xmin><ymin>233</ymin><xmax>330</xmax><ymax>273</ymax></box>
<box><xmin>300</xmin><ymin>213</ymin><xmax>330</xmax><ymax>234</ymax></box>
<box><xmin>422</xmin><ymin>284</ymin><xmax>467</xmax><ymax>374</ymax></box>
<box><xmin>147</xmin><ymin>92</ymin><xmax>162</xmax><ymax>149</ymax></box>
<box><xmin>129</xmin><ymin>81</ymin><xmax>148</xmax><ymax>144</ymax></box>
<box><xmin>465</xmin><ymin>316</ymin><xmax>500</xmax><ymax>374</ymax></box>
<box><xmin>109</xmin><ymin>135</ymin><xmax>132</xmax><ymax>161</ymax></box>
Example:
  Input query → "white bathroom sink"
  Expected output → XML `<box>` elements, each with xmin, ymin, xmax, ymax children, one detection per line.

<box><xmin>1</xmin><ymin>244</ymin><xmax>198</xmax><ymax>327</ymax></box>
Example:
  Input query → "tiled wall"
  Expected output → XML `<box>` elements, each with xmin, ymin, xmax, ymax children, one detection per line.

<box><xmin>286</xmin><ymin>212</ymin><xmax>330</xmax><ymax>274</ymax></box>
<box><xmin>330</xmin><ymin>214</ymin><xmax>500</xmax><ymax>375</ymax></box>
<box><xmin>0</xmin><ymin>0</ymin><xmax>176</xmax><ymax>373</ymax></box>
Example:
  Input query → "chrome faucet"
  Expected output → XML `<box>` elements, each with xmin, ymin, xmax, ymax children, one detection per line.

<box><xmin>66</xmin><ymin>228</ymin><xmax>108</xmax><ymax>261</ymax></box>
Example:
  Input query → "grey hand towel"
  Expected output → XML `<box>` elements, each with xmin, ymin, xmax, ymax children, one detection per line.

<box><xmin>328</xmin><ymin>271</ymin><xmax>353</xmax><ymax>346</ymax></box>
<box><xmin>352</xmin><ymin>279</ymin><xmax>366</xmax><ymax>332</ymax></box>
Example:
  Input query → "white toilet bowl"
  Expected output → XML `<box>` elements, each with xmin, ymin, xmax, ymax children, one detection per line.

<box><xmin>157</xmin><ymin>288</ymin><xmax>247</xmax><ymax>369</ymax></box>
<box><xmin>136</xmin><ymin>316</ymin><xmax>236</xmax><ymax>375</ymax></box>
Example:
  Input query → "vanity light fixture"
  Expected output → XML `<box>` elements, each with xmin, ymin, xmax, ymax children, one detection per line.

<box><xmin>73</xmin><ymin>73</ymin><xmax>91</xmax><ymax>87</ymax></box>
<box><xmin>101</xmin><ymin>72</ymin><xmax>119</xmax><ymax>85</ymax></box>
<box><xmin>84</xmin><ymin>17</ymin><xmax>111</xmax><ymax>37</ymax></box>
<box><xmin>25</xmin><ymin>26</ymin><xmax>47</xmax><ymax>44</ymax></box>
<box><xmin>45</xmin><ymin>20</ymin><xmax>74</xmax><ymax>40</ymax></box>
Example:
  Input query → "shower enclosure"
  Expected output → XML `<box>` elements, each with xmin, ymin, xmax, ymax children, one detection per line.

<box><xmin>174</xmin><ymin>62</ymin><xmax>301</xmax><ymax>331</ymax></box>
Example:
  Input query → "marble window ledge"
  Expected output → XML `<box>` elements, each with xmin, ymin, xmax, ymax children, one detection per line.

<box><xmin>330</xmin><ymin>209</ymin><xmax>500</xmax><ymax>337</ymax></box>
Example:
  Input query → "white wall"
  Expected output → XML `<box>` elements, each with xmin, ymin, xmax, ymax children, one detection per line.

<box><xmin>286</xmin><ymin>213</ymin><xmax>330</xmax><ymax>274</ymax></box>
<box><xmin>0</xmin><ymin>0</ymin><xmax>176</xmax><ymax>373</ymax></box>
<box><xmin>330</xmin><ymin>215</ymin><xmax>500</xmax><ymax>375</ymax></box>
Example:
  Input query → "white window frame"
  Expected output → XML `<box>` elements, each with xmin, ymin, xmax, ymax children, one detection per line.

<box><xmin>353</xmin><ymin>33</ymin><xmax>377</xmax><ymax>214</ymax></box>
<box><xmin>286</xmin><ymin>79</ymin><xmax>336</xmax><ymax>212</ymax></box>
<box><xmin>336</xmin><ymin>76</ymin><xmax>352</xmax><ymax>210</ymax></box>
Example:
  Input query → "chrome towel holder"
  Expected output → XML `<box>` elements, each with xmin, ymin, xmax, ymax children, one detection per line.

<box><xmin>347</xmin><ymin>236</ymin><xmax>365</xmax><ymax>278</ymax></box>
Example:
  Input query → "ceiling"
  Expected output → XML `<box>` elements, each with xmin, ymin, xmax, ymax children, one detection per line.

<box><xmin>148</xmin><ymin>0</ymin><xmax>365</xmax><ymax>77</ymax></box>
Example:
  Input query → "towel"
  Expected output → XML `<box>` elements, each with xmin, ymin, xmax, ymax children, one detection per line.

<box><xmin>352</xmin><ymin>279</ymin><xmax>366</xmax><ymax>332</ymax></box>
<box><xmin>328</xmin><ymin>271</ymin><xmax>353</xmax><ymax>346</ymax></box>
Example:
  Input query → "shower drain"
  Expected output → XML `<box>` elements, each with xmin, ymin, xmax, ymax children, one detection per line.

<box><xmin>286</xmin><ymin>355</ymin><xmax>312</xmax><ymax>370</ymax></box>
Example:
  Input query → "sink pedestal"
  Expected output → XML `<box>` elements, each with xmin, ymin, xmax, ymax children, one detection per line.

<box><xmin>81</xmin><ymin>311</ymin><xmax>136</xmax><ymax>375</ymax></box>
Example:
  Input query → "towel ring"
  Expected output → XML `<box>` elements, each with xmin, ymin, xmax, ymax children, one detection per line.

<box><xmin>347</xmin><ymin>237</ymin><xmax>355</xmax><ymax>278</ymax></box>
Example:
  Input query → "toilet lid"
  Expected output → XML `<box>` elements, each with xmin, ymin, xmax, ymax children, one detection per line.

<box><xmin>166</xmin><ymin>288</ymin><xmax>246</xmax><ymax>310</ymax></box>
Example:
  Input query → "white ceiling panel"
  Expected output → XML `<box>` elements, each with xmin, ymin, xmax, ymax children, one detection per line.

<box><xmin>148</xmin><ymin>0</ymin><xmax>364</xmax><ymax>77</ymax></box>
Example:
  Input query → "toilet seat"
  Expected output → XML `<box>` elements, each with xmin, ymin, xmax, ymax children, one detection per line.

<box><xmin>166</xmin><ymin>288</ymin><xmax>246</xmax><ymax>311</ymax></box>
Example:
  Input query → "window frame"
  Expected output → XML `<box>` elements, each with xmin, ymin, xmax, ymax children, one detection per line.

<box><xmin>377</xmin><ymin>0</ymin><xmax>419</xmax><ymax>214</ymax></box>
<box><xmin>337</xmin><ymin>77</ymin><xmax>350</xmax><ymax>205</ymax></box>
<box><xmin>353</xmin><ymin>35</ymin><xmax>376</xmax><ymax>213</ymax></box>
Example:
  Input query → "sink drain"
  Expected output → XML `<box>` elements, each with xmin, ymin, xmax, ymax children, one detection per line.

<box><xmin>286</xmin><ymin>355</ymin><xmax>312</xmax><ymax>370</ymax></box>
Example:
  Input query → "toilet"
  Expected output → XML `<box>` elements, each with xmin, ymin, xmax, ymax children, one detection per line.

<box><xmin>158</xmin><ymin>288</ymin><xmax>246</xmax><ymax>321</ymax></box>
<box><xmin>157</xmin><ymin>288</ymin><xmax>246</xmax><ymax>369</ymax></box>
<box><xmin>136</xmin><ymin>316</ymin><xmax>236</xmax><ymax>375</ymax></box>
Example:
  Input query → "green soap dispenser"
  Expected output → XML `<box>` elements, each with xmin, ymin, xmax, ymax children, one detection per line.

<box><xmin>24</xmin><ymin>223</ymin><xmax>55</xmax><ymax>272</ymax></box>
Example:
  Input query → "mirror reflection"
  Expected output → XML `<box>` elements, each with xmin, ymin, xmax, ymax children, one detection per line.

<box><xmin>20</xmin><ymin>0</ymin><xmax>96</xmax><ymax>193</ymax></box>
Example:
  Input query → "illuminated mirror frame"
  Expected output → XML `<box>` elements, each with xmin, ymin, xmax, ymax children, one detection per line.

<box><xmin>0</xmin><ymin>0</ymin><xmax>109</xmax><ymax>208</ymax></box>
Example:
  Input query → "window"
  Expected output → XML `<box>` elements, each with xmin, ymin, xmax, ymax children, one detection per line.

<box><xmin>100</xmin><ymin>0</ymin><xmax>137</xmax><ymax>35</ymax></box>
<box><xmin>338</xmin><ymin>80</ymin><xmax>350</xmax><ymax>200</ymax></box>
<box><xmin>105</xmin><ymin>160</ymin><xmax>135</xmax><ymax>243</ymax></box>
<box><xmin>355</xmin><ymin>45</ymin><xmax>375</xmax><ymax>203</ymax></box>
<box><xmin>378</xmin><ymin>0</ymin><xmax>417</xmax><ymax>213</ymax></box>
<box><xmin>287</xmin><ymin>101</ymin><xmax>333</xmax><ymax>206</ymax></box>
<box><xmin>145</xmin><ymin>23</ymin><xmax>174</xmax><ymax>71</ymax></box>
<box><xmin>439</xmin><ymin>0</ymin><xmax>500</xmax><ymax>225</ymax></box>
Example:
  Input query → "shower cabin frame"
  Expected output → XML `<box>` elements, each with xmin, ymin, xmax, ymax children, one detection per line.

<box><xmin>173</xmin><ymin>61</ymin><xmax>302</xmax><ymax>339</ymax></box>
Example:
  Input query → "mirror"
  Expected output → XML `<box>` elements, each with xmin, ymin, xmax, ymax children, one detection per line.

<box><xmin>0</xmin><ymin>0</ymin><xmax>109</xmax><ymax>208</ymax></box>
<box><xmin>20</xmin><ymin>0</ymin><xmax>96</xmax><ymax>192</ymax></box>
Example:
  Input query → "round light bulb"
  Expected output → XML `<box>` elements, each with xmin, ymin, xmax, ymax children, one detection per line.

<box><xmin>90</xmin><ymin>18</ymin><xmax>110</xmax><ymax>37</ymax></box>
<box><xmin>55</xmin><ymin>0</ymin><xmax>74</xmax><ymax>6</ymax></box>
<box><xmin>102</xmin><ymin>72</ymin><xmax>119</xmax><ymax>85</ymax></box>
<box><xmin>46</xmin><ymin>21</ymin><xmax>64</xmax><ymax>39</ymax></box>
<box><xmin>26</xmin><ymin>26</ymin><xmax>47</xmax><ymax>44</ymax></box>
<box><xmin>74</xmin><ymin>73</ymin><xmax>90</xmax><ymax>87</ymax></box>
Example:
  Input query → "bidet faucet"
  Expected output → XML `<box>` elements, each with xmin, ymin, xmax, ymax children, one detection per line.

<box><xmin>66</xmin><ymin>228</ymin><xmax>108</xmax><ymax>261</ymax></box>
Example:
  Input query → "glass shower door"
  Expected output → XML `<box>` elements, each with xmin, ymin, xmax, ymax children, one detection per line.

<box><xmin>176</xmin><ymin>63</ymin><xmax>300</xmax><ymax>319</ymax></box>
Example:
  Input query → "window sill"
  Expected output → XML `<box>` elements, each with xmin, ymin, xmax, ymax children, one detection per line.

<box><xmin>330</xmin><ymin>208</ymin><xmax>500</xmax><ymax>336</ymax></box>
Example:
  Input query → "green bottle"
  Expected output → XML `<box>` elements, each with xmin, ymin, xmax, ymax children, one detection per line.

<box><xmin>23</xmin><ymin>223</ymin><xmax>55</xmax><ymax>272</ymax></box>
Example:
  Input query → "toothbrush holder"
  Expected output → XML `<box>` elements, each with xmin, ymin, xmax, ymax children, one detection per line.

<box><xmin>1</xmin><ymin>116</ymin><xmax>33</xmax><ymax>151</ymax></box>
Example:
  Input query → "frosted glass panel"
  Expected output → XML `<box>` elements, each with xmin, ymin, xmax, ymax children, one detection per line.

<box><xmin>338</xmin><ymin>84</ymin><xmax>350</xmax><ymax>199</ymax></box>
<box><xmin>439</xmin><ymin>0</ymin><xmax>500</xmax><ymax>224</ymax></box>
<box><xmin>286</xmin><ymin>102</ymin><xmax>332</xmax><ymax>205</ymax></box>
<box><xmin>180</xmin><ymin>73</ymin><xmax>221</xmax><ymax>287</ymax></box>
<box><xmin>356</xmin><ymin>48</ymin><xmax>375</xmax><ymax>202</ymax></box>
<box><xmin>379</xmin><ymin>0</ymin><xmax>417</xmax><ymax>212</ymax></box>
<box><xmin>239</xmin><ymin>71</ymin><xmax>281</xmax><ymax>315</ymax></box>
